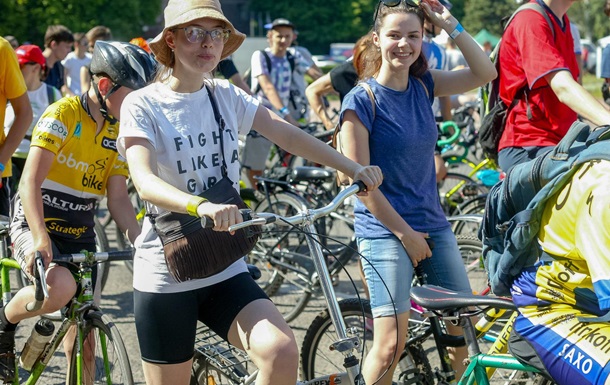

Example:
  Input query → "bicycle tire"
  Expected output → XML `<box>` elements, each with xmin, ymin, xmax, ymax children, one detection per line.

<box><xmin>438</xmin><ymin>172</ymin><xmax>488</xmax><ymax>216</ymax></box>
<box><xmin>250</xmin><ymin>191</ymin><xmax>312</xmax><ymax>322</ymax></box>
<box><xmin>300</xmin><ymin>298</ymin><xmax>434</xmax><ymax>385</ymax></box>
<box><xmin>456</xmin><ymin>235</ymin><xmax>488</xmax><ymax>295</ymax></box>
<box><xmin>67</xmin><ymin>311</ymin><xmax>133</xmax><ymax>385</ymax></box>
<box><xmin>190</xmin><ymin>350</ymin><xmax>247</xmax><ymax>385</ymax></box>
<box><xmin>451</xmin><ymin>195</ymin><xmax>487</xmax><ymax>236</ymax></box>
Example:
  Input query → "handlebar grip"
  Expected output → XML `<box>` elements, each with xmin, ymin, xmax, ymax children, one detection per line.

<box><xmin>425</xmin><ymin>238</ymin><xmax>435</xmax><ymax>250</ymax></box>
<box><xmin>200</xmin><ymin>209</ymin><xmax>255</xmax><ymax>229</ymax></box>
<box><xmin>413</xmin><ymin>239</ymin><xmax>435</xmax><ymax>285</ymax></box>
<box><xmin>200</xmin><ymin>216</ymin><xmax>214</xmax><ymax>228</ymax></box>
<box><xmin>352</xmin><ymin>180</ymin><xmax>367</xmax><ymax>192</ymax></box>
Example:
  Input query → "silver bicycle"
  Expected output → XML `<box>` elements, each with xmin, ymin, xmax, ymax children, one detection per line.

<box><xmin>190</xmin><ymin>182</ymin><xmax>369</xmax><ymax>385</ymax></box>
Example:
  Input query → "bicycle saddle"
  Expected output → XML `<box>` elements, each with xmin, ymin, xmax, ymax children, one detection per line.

<box><xmin>290</xmin><ymin>167</ymin><xmax>335</xmax><ymax>183</ymax></box>
<box><xmin>247</xmin><ymin>264</ymin><xmax>261</xmax><ymax>281</ymax></box>
<box><xmin>411</xmin><ymin>284</ymin><xmax>516</xmax><ymax>312</ymax></box>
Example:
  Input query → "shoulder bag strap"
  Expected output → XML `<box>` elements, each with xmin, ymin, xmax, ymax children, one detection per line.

<box><xmin>205</xmin><ymin>84</ymin><xmax>229</xmax><ymax>178</ymax></box>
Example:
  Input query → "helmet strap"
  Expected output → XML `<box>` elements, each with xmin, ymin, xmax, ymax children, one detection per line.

<box><xmin>92</xmin><ymin>81</ymin><xmax>121</xmax><ymax>124</ymax></box>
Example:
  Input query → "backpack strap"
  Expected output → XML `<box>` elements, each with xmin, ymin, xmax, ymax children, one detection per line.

<box><xmin>358</xmin><ymin>82</ymin><xmax>376</xmax><ymax>119</ymax></box>
<box><xmin>415</xmin><ymin>77</ymin><xmax>429</xmax><ymax>100</ymax></box>
<box><xmin>505</xmin><ymin>3</ymin><xmax>555</xmax><ymax>41</ymax></box>
<box><xmin>260</xmin><ymin>50</ymin><xmax>272</xmax><ymax>73</ymax></box>
<box><xmin>285</xmin><ymin>51</ymin><xmax>296</xmax><ymax>74</ymax></box>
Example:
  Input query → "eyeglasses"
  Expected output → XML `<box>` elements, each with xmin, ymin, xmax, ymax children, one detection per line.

<box><xmin>373</xmin><ymin>0</ymin><xmax>420</xmax><ymax>21</ymax></box>
<box><xmin>178</xmin><ymin>26</ymin><xmax>230</xmax><ymax>44</ymax></box>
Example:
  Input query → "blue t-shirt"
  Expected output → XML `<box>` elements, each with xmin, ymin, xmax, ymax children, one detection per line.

<box><xmin>340</xmin><ymin>74</ymin><xmax>450</xmax><ymax>238</ymax></box>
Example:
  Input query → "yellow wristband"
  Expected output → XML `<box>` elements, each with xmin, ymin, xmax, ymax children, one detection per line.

<box><xmin>186</xmin><ymin>196</ymin><xmax>207</xmax><ymax>217</ymax></box>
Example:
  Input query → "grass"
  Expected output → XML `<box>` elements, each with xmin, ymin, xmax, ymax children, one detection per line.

<box><xmin>583</xmin><ymin>72</ymin><xmax>604</xmax><ymax>99</ymax></box>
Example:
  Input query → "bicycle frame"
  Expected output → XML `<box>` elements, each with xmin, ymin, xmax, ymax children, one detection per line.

<box><xmin>0</xmin><ymin>249</ymin><xmax>133</xmax><ymax>385</ymax></box>
<box><xmin>458</xmin><ymin>312</ymin><xmax>540</xmax><ymax>385</ymax></box>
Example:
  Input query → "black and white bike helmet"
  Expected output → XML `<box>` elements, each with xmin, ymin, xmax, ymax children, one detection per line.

<box><xmin>89</xmin><ymin>40</ymin><xmax>156</xmax><ymax>122</ymax></box>
<box><xmin>90</xmin><ymin>40</ymin><xmax>156</xmax><ymax>90</ymax></box>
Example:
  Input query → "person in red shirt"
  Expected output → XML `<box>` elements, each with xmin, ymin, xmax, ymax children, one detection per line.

<box><xmin>497</xmin><ymin>0</ymin><xmax>610</xmax><ymax>172</ymax></box>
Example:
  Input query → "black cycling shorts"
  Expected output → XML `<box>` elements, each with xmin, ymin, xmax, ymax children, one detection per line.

<box><xmin>134</xmin><ymin>272</ymin><xmax>270</xmax><ymax>364</ymax></box>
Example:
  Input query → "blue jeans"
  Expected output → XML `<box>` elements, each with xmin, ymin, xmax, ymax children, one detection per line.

<box><xmin>358</xmin><ymin>227</ymin><xmax>472</xmax><ymax>318</ymax></box>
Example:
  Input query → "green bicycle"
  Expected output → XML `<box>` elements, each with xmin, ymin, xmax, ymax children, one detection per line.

<box><xmin>0</xmin><ymin>216</ymin><xmax>134</xmax><ymax>385</ymax></box>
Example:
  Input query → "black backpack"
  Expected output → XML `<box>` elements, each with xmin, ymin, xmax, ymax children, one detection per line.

<box><xmin>479</xmin><ymin>121</ymin><xmax>610</xmax><ymax>296</ymax></box>
<box><xmin>478</xmin><ymin>3</ymin><xmax>555</xmax><ymax>162</ymax></box>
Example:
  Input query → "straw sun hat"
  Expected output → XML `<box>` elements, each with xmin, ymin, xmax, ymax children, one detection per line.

<box><xmin>149</xmin><ymin>0</ymin><xmax>246</xmax><ymax>67</ymax></box>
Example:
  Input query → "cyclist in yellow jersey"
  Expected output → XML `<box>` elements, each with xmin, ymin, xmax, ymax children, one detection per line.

<box><xmin>0</xmin><ymin>41</ymin><xmax>156</xmax><ymax>381</ymax></box>
<box><xmin>509</xmin><ymin>158</ymin><xmax>610</xmax><ymax>385</ymax></box>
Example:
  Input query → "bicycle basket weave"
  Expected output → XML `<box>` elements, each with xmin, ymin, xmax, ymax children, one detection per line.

<box><xmin>151</xmin><ymin>177</ymin><xmax>261</xmax><ymax>282</ymax></box>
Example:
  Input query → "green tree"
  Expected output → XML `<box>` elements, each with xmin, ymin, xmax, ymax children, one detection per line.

<box><xmin>1</xmin><ymin>0</ymin><xmax>162</xmax><ymax>48</ymax></box>
<box><xmin>461</xmin><ymin>0</ymin><xmax>517</xmax><ymax>37</ymax></box>
<box><xmin>249</xmin><ymin>0</ymin><xmax>376</xmax><ymax>54</ymax></box>
<box><xmin>569</xmin><ymin>1</ymin><xmax>610</xmax><ymax>41</ymax></box>
<box><xmin>449</xmin><ymin>0</ymin><xmax>466</xmax><ymax>22</ymax></box>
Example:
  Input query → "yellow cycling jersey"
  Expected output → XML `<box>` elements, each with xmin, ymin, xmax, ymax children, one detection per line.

<box><xmin>510</xmin><ymin>160</ymin><xmax>610</xmax><ymax>385</ymax></box>
<box><xmin>32</xmin><ymin>95</ymin><xmax>129</xmax><ymax>198</ymax></box>
<box><xmin>512</xmin><ymin>160</ymin><xmax>610</xmax><ymax>312</ymax></box>
<box><xmin>15</xmin><ymin>95</ymin><xmax>129</xmax><ymax>244</ymax></box>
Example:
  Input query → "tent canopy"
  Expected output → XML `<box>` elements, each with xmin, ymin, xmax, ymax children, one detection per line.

<box><xmin>474</xmin><ymin>29</ymin><xmax>501</xmax><ymax>47</ymax></box>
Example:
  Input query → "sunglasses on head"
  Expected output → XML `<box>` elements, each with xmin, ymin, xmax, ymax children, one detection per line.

<box><xmin>373</xmin><ymin>0</ymin><xmax>420</xmax><ymax>21</ymax></box>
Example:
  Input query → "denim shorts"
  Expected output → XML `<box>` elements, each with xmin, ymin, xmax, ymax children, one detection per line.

<box><xmin>358</xmin><ymin>227</ymin><xmax>472</xmax><ymax>318</ymax></box>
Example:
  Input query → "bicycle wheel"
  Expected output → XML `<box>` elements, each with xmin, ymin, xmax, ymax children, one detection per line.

<box><xmin>451</xmin><ymin>195</ymin><xmax>486</xmax><ymax>237</ymax></box>
<box><xmin>190</xmin><ymin>351</ymin><xmax>247</xmax><ymax>385</ymax></box>
<box><xmin>249</xmin><ymin>191</ymin><xmax>313</xmax><ymax>322</ymax></box>
<box><xmin>191</xmin><ymin>323</ymin><xmax>252</xmax><ymax>385</ymax></box>
<box><xmin>67</xmin><ymin>311</ymin><xmax>133</xmax><ymax>385</ymax></box>
<box><xmin>438</xmin><ymin>173</ymin><xmax>488</xmax><ymax>216</ymax></box>
<box><xmin>456</xmin><ymin>235</ymin><xmax>488</xmax><ymax>295</ymax></box>
<box><xmin>300</xmin><ymin>298</ymin><xmax>434</xmax><ymax>385</ymax></box>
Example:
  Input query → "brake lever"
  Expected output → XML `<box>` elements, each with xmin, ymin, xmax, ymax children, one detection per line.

<box><xmin>34</xmin><ymin>252</ymin><xmax>50</xmax><ymax>300</ymax></box>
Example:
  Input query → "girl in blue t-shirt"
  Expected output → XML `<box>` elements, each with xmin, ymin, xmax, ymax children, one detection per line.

<box><xmin>338</xmin><ymin>0</ymin><xmax>497</xmax><ymax>383</ymax></box>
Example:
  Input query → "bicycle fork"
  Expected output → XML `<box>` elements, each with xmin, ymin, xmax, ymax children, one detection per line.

<box><xmin>302</xmin><ymin>220</ymin><xmax>365</xmax><ymax>385</ymax></box>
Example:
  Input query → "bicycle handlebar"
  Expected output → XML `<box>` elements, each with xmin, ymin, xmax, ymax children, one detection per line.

<box><xmin>53</xmin><ymin>249</ymin><xmax>135</xmax><ymax>263</ymax></box>
<box><xmin>228</xmin><ymin>181</ymin><xmax>366</xmax><ymax>232</ymax></box>
<box><xmin>24</xmin><ymin>249</ymin><xmax>135</xmax><ymax>312</ymax></box>
<box><xmin>437</xmin><ymin>121</ymin><xmax>461</xmax><ymax>147</ymax></box>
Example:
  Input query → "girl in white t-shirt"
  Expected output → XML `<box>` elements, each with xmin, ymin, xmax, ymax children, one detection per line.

<box><xmin>117</xmin><ymin>1</ymin><xmax>383</xmax><ymax>384</ymax></box>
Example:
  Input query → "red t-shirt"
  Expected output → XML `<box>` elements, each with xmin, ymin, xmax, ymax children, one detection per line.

<box><xmin>497</xmin><ymin>1</ymin><xmax>579</xmax><ymax>150</ymax></box>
